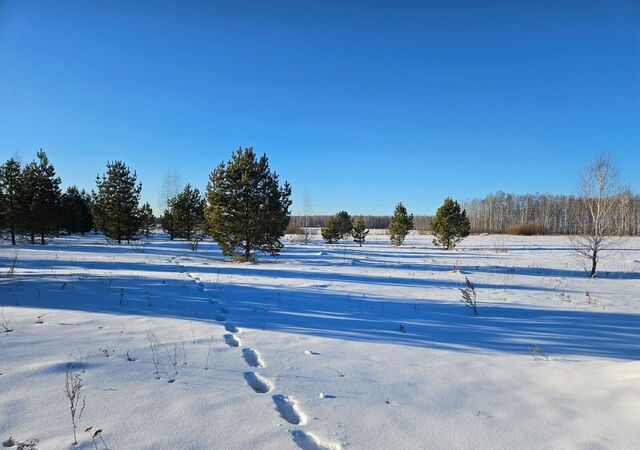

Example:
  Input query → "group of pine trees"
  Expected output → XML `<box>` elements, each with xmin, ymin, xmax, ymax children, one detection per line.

<box><xmin>1</xmin><ymin>146</ymin><xmax>293</xmax><ymax>262</ymax></box>
<box><xmin>0</xmin><ymin>150</ymin><xmax>93</xmax><ymax>245</ymax></box>
<box><xmin>2</xmin><ymin>146</ymin><xmax>473</xmax><ymax>257</ymax></box>
<box><xmin>320</xmin><ymin>199</ymin><xmax>471</xmax><ymax>250</ymax></box>
<box><xmin>0</xmin><ymin>151</ymin><xmax>154</xmax><ymax>245</ymax></box>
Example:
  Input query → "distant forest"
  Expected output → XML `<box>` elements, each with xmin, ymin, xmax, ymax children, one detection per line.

<box><xmin>462</xmin><ymin>191</ymin><xmax>640</xmax><ymax>235</ymax></box>
<box><xmin>292</xmin><ymin>190</ymin><xmax>640</xmax><ymax>236</ymax></box>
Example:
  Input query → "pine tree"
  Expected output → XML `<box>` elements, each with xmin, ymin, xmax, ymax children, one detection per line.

<box><xmin>204</xmin><ymin>148</ymin><xmax>292</xmax><ymax>260</ymax></box>
<box><xmin>0</xmin><ymin>158</ymin><xmax>22</xmax><ymax>245</ymax></box>
<box><xmin>388</xmin><ymin>202</ymin><xmax>413</xmax><ymax>246</ymax></box>
<box><xmin>334</xmin><ymin>210</ymin><xmax>353</xmax><ymax>238</ymax></box>
<box><xmin>170</xmin><ymin>184</ymin><xmax>204</xmax><ymax>240</ymax></box>
<box><xmin>160</xmin><ymin>209</ymin><xmax>176</xmax><ymax>240</ymax></box>
<box><xmin>352</xmin><ymin>216</ymin><xmax>369</xmax><ymax>246</ymax></box>
<box><xmin>140</xmin><ymin>202</ymin><xmax>155</xmax><ymax>238</ymax></box>
<box><xmin>321</xmin><ymin>216</ymin><xmax>342</xmax><ymax>244</ymax></box>
<box><xmin>20</xmin><ymin>150</ymin><xmax>62</xmax><ymax>244</ymax></box>
<box><xmin>431</xmin><ymin>197</ymin><xmax>471</xmax><ymax>250</ymax></box>
<box><xmin>61</xmin><ymin>186</ymin><xmax>93</xmax><ymax>235</ymax></box>
<box><xmin>93</xmin><ymin>161</ymin><xmax>142</xmax><ymax>244</ymax></box>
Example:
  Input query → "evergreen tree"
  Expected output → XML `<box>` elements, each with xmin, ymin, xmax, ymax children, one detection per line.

<box><xmin>140</xmin><ymin>202</ymin><xmax>155</xmax><ymax>238</ymax></box>
<box><xmin>170</xmin><ymin>184</ymin><xmax>205</xmax><ymax>240</ymax></box>
<box><xmin>205</xmin><ymin>148</ymin><xmax>292</xmax><ymax>260</ymax></box>
<box><xmin>160</xmin><ymin>209</ymin><xmax>176</xmax><ymax>240</ymax></box>
<box><xmin>20</xmin><ymin>150</ymin><xmax>62</xmax><ymax>244</ymax></box>
<box><xmin>352</xmin><ymin>216</ymin><xmax>369</xmax><ymax>246</ymax></box>
<box><xmin>0</xmin><ymin>158</ymin><xmax>22</xmax><ymax>245</ymax></box>
<box><xmin>334</xmin><ymin>210</ymin><xmax>353</xmax><ymax>238</ymax></box>
<box><xmin>388</xmin><ymin>202</ymin><xmax>413</xmax><ymax>246</ymax></box>
<box><xmin>431</xmin><ymin>197</ymin><xmax>471</xmax><ymax>250</ymax></box>
<box><xmin>88</xmin><ymin>192</ymin><xmax>104</xmax><ymax>234</ymax></box>
<box><xmin>61</xmin><ymin>186</ymin><xmax>93</xmax><ymax>234</ymax></box>
<box><xmin>93</xmin><ymin>161</ymin><xmax>142</xmax><ymax>244</ymax></box>
<box><xmin>321</xmin><ymin>216</ymin><xmax>342</xmax><ymax>244</ymax></box>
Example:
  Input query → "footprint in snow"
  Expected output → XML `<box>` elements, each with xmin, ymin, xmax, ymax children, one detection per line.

<box><xmin>243</xmin><ymin>372</ymin><xmax>273</xmax><ymax>394</ymax></box>
<box><xmin>224</xmin><ymin>322</ymin><xmax>239</xmax><ymax>333</ymax></box>
<box><xmin>242</xmin><ymin>348</ymin><xmax>264</xmax><ymax>368</ymax></box>
<box><xmin>273</xmin><ymin>394</ymin><xmax>306</xmax><ymax>425</ymax></box>
<box><xmin>223</xmin><ymin>334</ymin><xmax>241</xmax><ymax>347</ymax></box>
<box><xmin>291</xmin><ymin>431</ymin><xmax>340</xmax><ymax>450</ymax></box>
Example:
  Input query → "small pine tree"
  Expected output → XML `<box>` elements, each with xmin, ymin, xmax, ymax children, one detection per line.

<box><xmin>93</xmin><ymin>161</ymin><xmax>143</xmax><ymax>244</ymax></box>
<box><xmin>388</xmin><ymin>202</ymin><xmax>413</xmax><ymax>246</ymax></box>
<box><xmin>431</xmin><ymin>197</ymin><xmax>471</xmax><ymax>250</ymax></box>
<box><xmin>352</xmin><ymin>216</ymin><xmax>369</xmax><ymax>246</ymax></box>
<box><xmin>20</xmin><ymin>150</ymin><xmax>62</xmax><ymax>244</ymax></box>
<box><xmin>170</xmin><ymin>184</ymin><xmax>205</xmax><ymax>240</ymax></box>
<box><xmin>321</xmin><ymin>216</ymin><xmax>342</xmax><ymax>244</ymax></box>
<box><xmin>160</xmin><ymin>209</ymin><xmax>176</xmax><ymax>240</ymax></box>
<box><xmin>0</xmin><ymin>158</ymin><xmax>22</xmax><ymax>245</ymax></box>
<box><xmin>334</xmin><ymin>210</ymin><xmax>353</xmax><ymax>238</ymax></box>
<box><xmin>140</xmin><ymin>202</ymin><xmax>155</xmax><ymax>238</ymax></box>
<box><xmin>205</xmin><ymin>148</ymin><xmax>291</xmax><ymax>260</ymax></box>
<box><xmin>61</xmin><ymin>186</ymin><xmax>93</xmax><ymax>235</ymax></box>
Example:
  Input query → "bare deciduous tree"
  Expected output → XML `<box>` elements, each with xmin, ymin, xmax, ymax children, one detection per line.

<box><xmin>571</xmin><ymin>155</ymin><xmax>621</xmax><ymax>277</ymax></box>
<box><xmin>158</xmin><ymin>168</ymin><xmax>182</xmax><ymax>214</ymax></box>
<box><xmin>303</xmin><ymin>191</ymin><xmax>313</xmax><ymax>244</ymax></box>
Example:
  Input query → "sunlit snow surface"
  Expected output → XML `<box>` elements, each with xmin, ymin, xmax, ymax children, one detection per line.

<box><xmin>1</xmin><ymin>233</ymin><xmax>638</xmax><ymax>449</ymax></box>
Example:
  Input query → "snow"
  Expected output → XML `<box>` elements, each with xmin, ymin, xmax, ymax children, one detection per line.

<box><xmin>1</xmin><ymin>234</ymin><xmax>639</xmax><ymax>449</ymax></box>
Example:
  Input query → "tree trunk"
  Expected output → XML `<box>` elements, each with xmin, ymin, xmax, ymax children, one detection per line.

<box><xmin>590</xmin><ymin>254</ymin><xmax>597</xmax><ymax>277</ymax></box>
<box><xmin>10</xmin><ymin>227</ymin><xmax>16</xmax><ymax>245</ymax></box>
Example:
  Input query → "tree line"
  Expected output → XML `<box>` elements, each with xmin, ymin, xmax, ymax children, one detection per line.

<box><xmin>0</xmin><ymin>148</ymin><xmax>631</xmax><ymax>275</ymax></box>
<box><xmin>462</xmin><ymin>190</ymin><xmax>640</xmax><ymax>236</ymax></box>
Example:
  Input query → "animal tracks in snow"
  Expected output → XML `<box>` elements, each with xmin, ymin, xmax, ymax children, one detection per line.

<box><xmin>243</xmin><ymin>372</ymin><xmax>273</xmax><ymax>394</ymax></box>
<box><xmin>273</xmin><ymin>394</ymin><xmax>306</xmax><ymax>425</ymax></box>
<box><xmin>242</xmin><ymin>348</ymin><xmax>264</xmax><ymax>368</ymax></box>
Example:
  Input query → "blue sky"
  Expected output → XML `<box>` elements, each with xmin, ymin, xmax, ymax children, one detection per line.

<box><xmin>1</xmin><ymin>1</ymin><xmax>638</xmax><ymax>215</ymax></box>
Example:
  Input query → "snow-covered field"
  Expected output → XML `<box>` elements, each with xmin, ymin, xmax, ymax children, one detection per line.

<box><xmin>1</xmin><ymin>234</ymin><xmax>639</xmax><ymax>449</ymax></box>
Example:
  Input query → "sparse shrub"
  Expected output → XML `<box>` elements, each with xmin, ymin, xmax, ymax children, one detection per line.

<box><xmin>1</xmin><ymin>307</ymin><xmax>13</xmax><ymax>333</ymax></box>
<box><xmin>529</xmin><ymin>344</ymin><xmax>550</xmax><ymax>361</ymax></box>
<box><xmin>146</xmin><ymin>331</ymin><xmax>178</xmax><ymax>382</ymax></box>
<box><xmin>85</xmin><ymin>427</ymin><xmax>107</xmax><ymax>450</ymax></box>
<box><xmin>458</xmin><ymin>276</ymin><xmax>478</xmax><ymax>316</ymax></box>
<box><xmin>64</xmin><ymin>365</ymin><xmax>86</xmax><ymax>445</ymax></box>
<box><xmin>6</xmin><ymin>250</ymin><xmax>19</xmax><ymax>277</ymax></box>
<box><xmin>504</xmin><ymin>222</ymin><xmax>545</xmax><ymax>235</ymax></box>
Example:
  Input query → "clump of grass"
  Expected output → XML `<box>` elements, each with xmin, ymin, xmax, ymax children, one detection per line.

<box><xmin>529</xmin><ymin>344</ymin><xmax>550</xmax><ymax>361</ymax></box>
<box><xmin>458</xmin><ymin>277</ymin><xmax>479</xmax><ymax>316</ymax></box>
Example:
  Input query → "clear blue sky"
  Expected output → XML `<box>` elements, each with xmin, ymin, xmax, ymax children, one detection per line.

<box><xmin>1</xmin><ymin>1</ymin><xmax>638</xmax><ymax>215</ymax></box>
